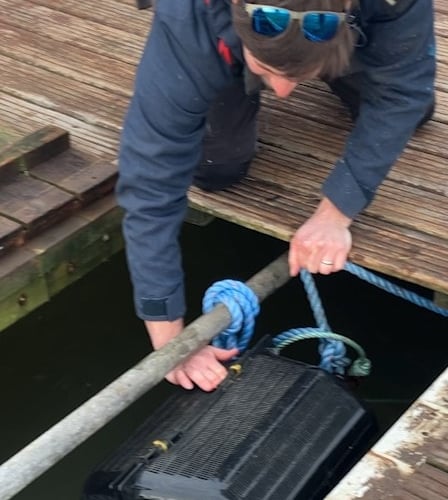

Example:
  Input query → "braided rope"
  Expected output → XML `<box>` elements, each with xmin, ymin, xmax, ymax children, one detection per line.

<box><xmin>202</xmin><ymin>279</ymin><xmax>260</xmax><ymax>351</ymax></box>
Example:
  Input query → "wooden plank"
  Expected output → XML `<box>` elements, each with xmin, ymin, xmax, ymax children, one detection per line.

<box><xmin>403</xmin><ymin>467</ymin><xmax>448</xmax><ymax>500</ymax></box>
<box><xmin>0</xmin><ymin>93</ymin><xmax>119</xmax><ymax>157</ymax></box>
<box><xmin>249</xmin><ymin>144</ymin><xmax>448</xmax><ymax>237</ymax></box>
<box><xmin>188</xmin><ymin>183</ymin><xmax>448</xmax><ymax>295</ymax></box>
<box><xmin>0</xmin><ymin>127</ymin><xmax>21</xmax><ymax>151</ymax></box>
<box><xmin>0</xmin><ymin>53</ymin><xmax>128</xmax><ymax>131</ymax></box>
<box><xmin>435</xmin><ymin>0</ymin><xmax>448</xmax><ymax>14</ymax></box>
<box><xmin>326</xmin><ymin>368</ymin><xmax>448</xmax><ymax>499</ymax></box>
<box><xmin>0</xmin><ymin>131</ymin><xmax>116</xmax><ymax>250</ymax></box>
<box><xmin>417</xmin><ymin>463</ymin><xmax>448</xmax><ymax>489</ymax></box>
<box><xmin>0</xmin><ymin>216</ymin><xmax>25</xmax><ymax>254</ymax></box>
<box><xmin>0</xmin><ymin>24</ymin><xmax>136</xmax><ymax>96</ymax></box>
<box><xmin>0</xmin><ymin>196</ymin><xmax>123</xmax><ymax>333</ymax></box>
<box><xmin>0</xmin><ymin>0</ymin><xmax>146</xmax><ymax>64</ymax></box>
<box><xmin>0</xmin><ymin>197</ymin><xmax>124</xmax><ymax>332</ymax></box>
<box><xmin>0</xmin><ymin>169</ymin><xmax>78</xmax><ymax>238</ymax></box>
<box><xmin>30</xmin><ymin>150</ymin><xmax>117</xmax><ymax>205</ymax></box>
<box><xmin>0</xmin><ymin>246</ymin><xmax>48</xmax><ymax>332</ymax></box>
<box><xmin>28</xmin><ymin>196</ymin><xmax>124</xmax><ymax>297</ymax></box>
<box><xmin>428</xmin><ymin>441</ymin><xmax>448</xmax><ymax>473</ymax></box>
<box><xmin>262</xmin><ymin>83</ymin><xmax>448</xmax><ymax>154</ymax></box>
<box><xmin>193</xmin><ymin>132</ymin><xmax>448</xmax><ymax>246</ymax></box>
<box><xmin>26</xmin><ymin>0</ymin><xmax>152</xmax><ymax>33</ymax></box>
<box><xmin>260</xmin><ymin>88</ymin><xmax>448</xmax><ymax>173</ymax></box>
<box><xmin>0</xmin><ymin>126</ymin><xmax>70</xmax><ymax>178</ymax></box>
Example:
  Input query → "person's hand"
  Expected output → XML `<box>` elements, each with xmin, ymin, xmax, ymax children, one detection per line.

<box><xmin>289</xmin><ymin>197</ymin><xmax>352</xmax><ymax>276</ymax></box>
<box><xmin>165</xmin><ymin>344</ymin><xmax>239</xmax><ymax>391</ymax></box>
<box><xmin>145</xmin><ymin>319</ymin><xmax>238</xmax><ymax>392</ymax></box>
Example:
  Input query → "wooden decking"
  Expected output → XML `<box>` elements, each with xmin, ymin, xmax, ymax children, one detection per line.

<box><xmin>1</xmin><ymin>1</ymin><xmax>448</xmax><ymax>498</ymax></box>
<box><xmin>0</xmin><ymin>0</ymin><xmax>145</xmax><ymax>329</ymax></box>
<box><xmin>1</xmin><ymin>0</ymin><xmax>448</xmax><ymax>309</ymax></box>
<box><xmin>327</xmin><ymin>366</ymin><xmax>448</xmax><ymax>500</ymax></box>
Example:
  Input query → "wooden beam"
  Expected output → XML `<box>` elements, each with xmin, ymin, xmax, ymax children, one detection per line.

<box><xmin>0</xmin><ymin>126</ymin><xmax>70</xmax><ymax>178</ymax></box>
<box><xmin>0</xmin><ymin>195</ymin><xmax>123</xmax><ymax>333</ymax></box>
<box><xmin>326</xmin><ymin>367</ymin><xmax>448</xmax><ymax>499</ymax></box>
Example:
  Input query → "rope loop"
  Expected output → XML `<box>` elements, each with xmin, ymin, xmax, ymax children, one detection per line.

<box><xmin>202</xmin><ymin>259</ymin><xmax>447</xmax><ymax>379</ymax></box>
<box><xmin>273</xmin><ymin>328</ymin><xmax>370</xmax><ymax>376</ymax></box>
<box><xmin>318</xmin><ymin>338</ymin><xmax>350</xmax><ymax>375</ymax></box>
<box><xmin>202</xmin><ymin>279</ymin><xmax>260</xmax><ymax>352</ymax></box>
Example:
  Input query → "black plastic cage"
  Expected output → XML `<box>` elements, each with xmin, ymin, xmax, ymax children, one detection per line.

<box><xmin>83</xmin><ymin>338</ymin><xmax>377</xmax><ymax>500</ymax></box>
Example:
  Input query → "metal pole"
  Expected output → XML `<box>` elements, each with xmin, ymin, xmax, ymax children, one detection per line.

<box><xmin>0</xmin><ymin>251</ymin><xmax>290</xmax><ymax>500</ymax></box>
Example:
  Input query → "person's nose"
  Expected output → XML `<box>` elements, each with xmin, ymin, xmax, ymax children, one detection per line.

<box><xmin>269</xmin><ymin>75</ymin><xmax>297</xmax><ymax>98</ymax></box>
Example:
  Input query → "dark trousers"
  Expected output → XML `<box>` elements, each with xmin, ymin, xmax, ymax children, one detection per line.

<box><xmin>193</xmin><ymin>78</ymin><xmax>260</xmax><ymax>191</ymax></box>
<box><xmin>194</xmin><ymin>74</ymin><xmax>434</xmax><ymax>191</ymax></box>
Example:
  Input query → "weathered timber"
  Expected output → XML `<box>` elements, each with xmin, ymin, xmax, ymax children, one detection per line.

<box><xmin>326</xmin><ymin>367</ymin><xmax>448</xmax><ymax>499</ymax></box>
<box><xmin>0</xmin><ymin>170</ymin><xmax>78</xmax><ymax>236</ymax></box>
<box><xmin>0</xmin><ymin>123</ymin><xmax>117</xmax><ymax>255</ymax></box>
<box><xmin>0</xmin><ymin>0</ymin><xmax>146</xmax><ymax>65</ymax></box>
<box><xmin>0</xmin><ymin>53</ymin><xmax>128</xmax><ymax>131</ymax></box>
<box><xmin>0</xmin><ymin>126</ymin><xmax>70</xmax><ymax>179</ymax></box>
<box><xmin>31</xmin><ymin>196</ymin><xmax>124</xmax><ymax>298</ymax></box>
<box><xmin>0</xmin><ymin>1</ymin><xmax>446</xmax><ymax>498</ymax></box>
<box><xmin>0</xmin><ymin>27</ymin><xmax>136</xmax><ymax>97</ymax></box>
<box><xmin>0</xmin><ymin>246</ymin><xmax>49</xmax><ymax>331</ymax></box>
<box><xmin>0</xmin><ymin>95</ymin><xmax>119</xmax><ymax>157</ymax></box>
<box><xmin>1</xmin><ymin>0</ymin><xmax>447</xmax><ymax>309</ymax></box>
<box><xmin>30</xmin><ymin>151</ymin><xmax>118</xmax><ymax>205</ymax></box>
<box><xmin>0</xmin><ymin>216</ymin><xmax>24</xmax><ymax>254</ymax></box>
<box><xmin>26</xmin><ymin>0</ymin><xmax>151</xmax><ymax>32</ymax></box>
<box><xmin>0</xmin><ymin>128</ymin><xmax>20</xmax><ymax>151</ymax></box>
<box><xmin>0</xmin><ymin>195</ymin><xmax>123</xmax><ymax>332</ymax></box>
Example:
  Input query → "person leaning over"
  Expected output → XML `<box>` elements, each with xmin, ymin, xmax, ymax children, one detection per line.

<box><xmin>116</xmin><ymin>0</ymin><xmax>436</xmax><ymax>392</ymax></box>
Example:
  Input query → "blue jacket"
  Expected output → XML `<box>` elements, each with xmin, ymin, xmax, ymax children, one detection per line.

<box><xmin>116</xmin><ymin>0</ymin><xmax>436</xmax><ymax>321</ymax></box>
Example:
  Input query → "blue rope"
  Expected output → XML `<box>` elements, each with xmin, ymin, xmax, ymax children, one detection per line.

<box><xmin>298</xmin><ymin>270</ymin><xmax>350</xmax><ymax>375</ymax></box>
<box><xmin>344</xmin><ymin>262</ymin><xmax>448</xmax><ymax>317</ymax></box>
<box><xmin>299</xmin><ymin>270</ymin><xmax>330</xmax><ymax>331</ymax></box>
<box><xmin>202</xmin><ymin>261</ymin><xmax>448</xmax><ymax>377</ymax></box>
<box><xmin>202</xmin><ymin>279</ymin><xmax>260</xmax><ymax>352</ymax></box>
<box><xmin>272</xmin><ymin>328</ymin><xmax>371</xmax><ymax>377</ymax></box>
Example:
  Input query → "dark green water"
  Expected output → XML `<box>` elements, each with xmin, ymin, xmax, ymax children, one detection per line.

<box><xmin>1</xmin><ymin>218</ymin><xmax>447</xmax><ymax>500</ymax></box>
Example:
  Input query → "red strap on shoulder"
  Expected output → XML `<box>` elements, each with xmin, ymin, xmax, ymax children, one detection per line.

<box><xmin>204</xmin><ymin>0</ymin><xmax>233</xmax><ymax>65</ymax></box>
<box><xmin>218</xmin><ymin>38</ymin><xmax>233</xmax><ymax>65</ymax></box>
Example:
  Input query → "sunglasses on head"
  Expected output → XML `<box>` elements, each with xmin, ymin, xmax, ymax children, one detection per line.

<box><xmin>245</xmin><ymin>3</ymin><xmax>349</xmax><ymax>42</ymax></box>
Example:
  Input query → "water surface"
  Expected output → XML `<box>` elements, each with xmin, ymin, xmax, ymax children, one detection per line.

<box><xmin>1</xmin><ymin>218</ymin><xmax>446</xmax><ymax>499</ymax></box>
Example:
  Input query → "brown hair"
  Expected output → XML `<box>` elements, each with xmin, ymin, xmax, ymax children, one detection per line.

<box><xmin>231</xmin><ymin>0</ymin><xmax>359</xmax><ymax>80</ymax></box>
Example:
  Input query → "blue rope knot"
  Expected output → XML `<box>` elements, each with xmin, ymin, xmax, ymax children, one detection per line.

<box><xmin>318</xmin><ymin>338</ymin><xmax>350</xmax><ymax>375</ymax></box>
<box><xmin>273</xmin><ymin>328</ymin><xmax>359</xmax><ymax>375</ymax></box>
<box><xmin>201</xmin><ymin>257</ymin><xmax>448</xmax><ymax>379</ymax></box>
<box><xmin>202</xmin><ymin>279</ymin><xmax>260</xmax><ymax>352</ymax></box>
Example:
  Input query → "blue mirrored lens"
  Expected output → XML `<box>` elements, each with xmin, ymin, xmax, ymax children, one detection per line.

<box><xmin>252</xmin><ymin>7</ymin><xmax>291</xmax><ymax>37</ymax></box>
<box><xmin>302</xmin><ymin>13</ymin><xmax>340</xmax><ymax>42</ymax></box>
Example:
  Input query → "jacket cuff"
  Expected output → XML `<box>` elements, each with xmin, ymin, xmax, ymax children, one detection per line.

<box><xmin>136</xmin><ymin>283</ymin><xmax>186</xmax><ymax>321</ymax></box>
<box><xmin>321</xmin><ymin>159</ymin><xmax>372</xmax><ymax>219</ymax></box>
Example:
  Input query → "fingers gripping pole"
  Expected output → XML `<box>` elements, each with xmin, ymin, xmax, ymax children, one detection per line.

<box><xmin>0</xmin><ymin>252</ymin><xmax>291</xmax><ymax>500</ymax></box>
